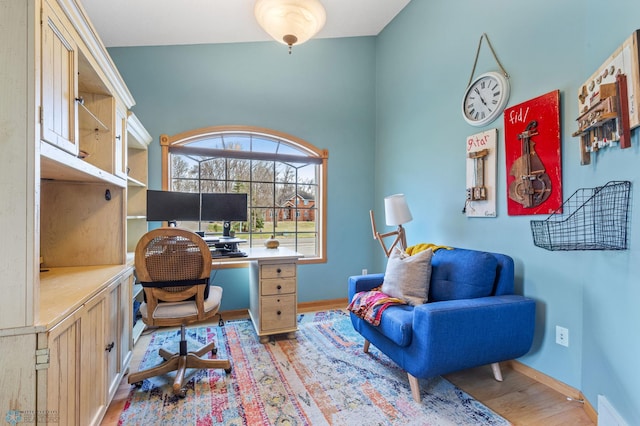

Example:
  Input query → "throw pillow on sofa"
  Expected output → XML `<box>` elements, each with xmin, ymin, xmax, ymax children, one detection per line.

<box><xmin>381</xmin><ymin>247</ymin><xmax>433</xmax><ymax>305</ymax></box>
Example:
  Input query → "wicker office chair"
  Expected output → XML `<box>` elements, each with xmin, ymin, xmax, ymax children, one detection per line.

<box><xmin>128</xmin><ymin>228</ymin><xmax>231</xmax><ymax>397</ymax></box>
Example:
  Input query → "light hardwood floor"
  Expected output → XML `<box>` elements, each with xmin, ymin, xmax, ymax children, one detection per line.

<box><xmin>102</xmin><ymin>307</ymin><xmax>595</xmax><ymax>426</ymax></box>
<box><xmin>444</xmin><ymin>366</ymin><xmax>594</xmax><ymax>425</ymax></box>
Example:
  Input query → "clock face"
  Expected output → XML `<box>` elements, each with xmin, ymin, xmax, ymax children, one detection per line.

<box><xmin>462</xmin><ymin>71</ymin><xmax>510</xmax><ymax>126</ymax></box>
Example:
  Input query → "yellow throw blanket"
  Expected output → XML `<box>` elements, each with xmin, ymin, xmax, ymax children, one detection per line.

<box><xmin>405</xmin><ymin>243</ymin><xmax>453</xmax><ymax>256</ymax></box>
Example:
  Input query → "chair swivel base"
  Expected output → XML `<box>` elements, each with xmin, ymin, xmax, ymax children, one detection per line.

<box><xmin>128</xmin><ymin>326</ymin><xmax>231</xmax><ymax>397</ymax></box>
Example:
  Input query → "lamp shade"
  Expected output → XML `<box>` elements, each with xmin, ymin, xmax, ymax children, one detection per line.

<box><xmin>254</xmin><ymin>0</ymin><xmax>326</xmax><ymax>50</ymax></box>
<box><xmin>384</xmin><ymin>194</ymin><xmax>413</xmax><ymax>226</ymax></box>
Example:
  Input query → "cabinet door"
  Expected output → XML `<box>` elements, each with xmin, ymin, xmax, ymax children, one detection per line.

<box><xmin>79</xmin><ymin>295</ymin><xmax>107</xmax><ymax>426</ymax></box>
<box><xmin>46</xmin><ymin>311</ymin><xmax>82</xmax><ymax>426</ymax></box>
<box><xmin>41</xmin><ymin>0</ymin><xmax>78</xmax><ymax>155</ymax></box>
<box><xmin>105</xmin><ymin>282</ymin><xmax>121</xmax><ymax>402</ymax></box>
<box><xmin>104</xmin><ymin>274</ymin><xmax>133</xmax><ymax>402</ymax></box>
<box><xmin>120</xmin><ymin>273</ymin><xmax>134</xmax><ymax>369</ymax></box>
<box><xmin>114</xmin><ymin>103</ymin><xmax>128</xmax><ymax>179</ymax></box>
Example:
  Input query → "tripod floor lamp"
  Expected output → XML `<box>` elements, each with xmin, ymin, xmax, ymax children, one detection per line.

<box><xmin>370</xmin><ymin>194</ymin><xmax>413</xmax><ymax>257</ymax></box>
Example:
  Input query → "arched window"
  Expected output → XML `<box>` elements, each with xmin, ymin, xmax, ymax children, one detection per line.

<box><xmin>160</xmin><ymin>126</ymin><xmax>328</xmax><ymax>263</ymax></box>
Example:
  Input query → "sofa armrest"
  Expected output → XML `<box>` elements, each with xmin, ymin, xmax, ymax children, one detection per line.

<box><xmin>409</xmin><ymin>295</ymin><xmax>536</xmax><ymax>377</ymax></box>
<box><xmin>348</xmin><ymin>274</ymin><xmax>384</xmax><ymax>299</ymax></box>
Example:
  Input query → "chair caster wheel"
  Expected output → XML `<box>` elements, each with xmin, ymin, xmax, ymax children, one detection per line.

<box><xmin>212</xmin><ymin>347</ymin><xmax>218</xmax><ymax>355</ymax></box>
<box><xmin>133</xmin><ymin>381</ymin><xmax>143</xmax><ymax>388</ymax></box>
<box><xmin>225</xmin><ymin>366</ymin><xmax>232</xmax><ymax>374</ymax></box>
<box><xmin>177</xmin><ymin>390</ymin><xmax>186</xmax><ymax>398</ymax></box>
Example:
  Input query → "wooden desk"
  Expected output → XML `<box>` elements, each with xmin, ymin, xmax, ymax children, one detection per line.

<box><xmin>213</xmin><ymin>247</ymin><xmax>302</xmax><ymax>343</ymax></box>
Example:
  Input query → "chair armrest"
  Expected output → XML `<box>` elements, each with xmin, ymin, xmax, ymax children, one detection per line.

<box><xmin>409</xmin><ymin>295</ymin><xmax>536</xmax><ymax>377</ymax></box>
<box><xmin>348</xmin><ymin>274</ymin><xmax>384</xmax><ymax>299</ymax></box>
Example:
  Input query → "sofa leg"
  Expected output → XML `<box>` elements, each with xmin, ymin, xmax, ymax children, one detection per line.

<box><xmin>491</xmin><ymin>362</ymin><xmax>503</xmax><ymax>381</ymax></box>
<box><xmin>408</xmin><ymin>373</ymin><xmax>421</xmax><ymax>402</ymax></box>
<box><xmin>363</xmin><ymin>339</ymin><xmax>370</xmax><ymax>353</ymax></box>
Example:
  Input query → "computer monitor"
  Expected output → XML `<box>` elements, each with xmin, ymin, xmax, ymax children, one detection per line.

<box><xmin>146</xmin><ymin>190</ymin><xmax>200</xmax><ymax>223</ymax></box>
<box><xmin>201</xmin><ymin>193</ymin><xmax>248</xmax><ymax>236</ymax></box>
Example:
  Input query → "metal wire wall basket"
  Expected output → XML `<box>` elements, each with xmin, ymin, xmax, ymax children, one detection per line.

<box><xmin>530</xmin><ymin>181</ymin><xmax>631</xmax><ymax>251</ymax></box>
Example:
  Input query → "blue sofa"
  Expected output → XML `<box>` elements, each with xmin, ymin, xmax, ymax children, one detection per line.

<box><xmin>348</xmin><ymin>247</ymin><xmax>536</xmax><ymax>402</ymax></box>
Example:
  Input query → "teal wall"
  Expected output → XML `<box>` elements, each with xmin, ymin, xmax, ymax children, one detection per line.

<box><xmin>375</xmin><ymin>0</ymin><xmax>639</xmax><ymax>423</ymax></box>
<box><xmin>109</xmin><ymin>38</ymin><xmax>378</xmax><ymax>310</ymax></box>
<box><xmin>110</xmin><ymin>0</ymin><xmax>640</xmax><ymax>421</ymax></box>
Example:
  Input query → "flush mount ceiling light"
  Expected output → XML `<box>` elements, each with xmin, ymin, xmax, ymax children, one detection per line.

<box><xmin>254</xmin><ymin>0</ymin><xmax>326</xmax><ymax>54</ymax></box>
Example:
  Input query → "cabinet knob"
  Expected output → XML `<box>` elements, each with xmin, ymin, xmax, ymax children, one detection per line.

<box><xmin>277</xmin><ymin>310</ymin><xmax>282</xmax><ymax>315</ymax></box>
<box><xmin>105</xmin><ymin>342</ymin><xmax>115</xmax><ymax>352</ymax></box>
<box><xmin>277</xmin><ymin>268</ymin><xmax>282</xmax><ymax>274</ymax></box>
<box><xmin>277</xmin><ymin>285</ymin><xmax>282</xmax><ymax>290</ymax></box>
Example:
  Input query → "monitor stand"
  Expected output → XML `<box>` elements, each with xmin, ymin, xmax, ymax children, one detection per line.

<box><xmin>223</xmin><ymin>221</ymin><xmax>231</xmax><ymax>237</ymax></box>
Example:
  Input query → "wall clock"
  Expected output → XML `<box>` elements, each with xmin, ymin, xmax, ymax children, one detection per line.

<box><xmin>462</xmin><ymin>71</ymin><xmax>510</xmax><ymax>127</ymax></box>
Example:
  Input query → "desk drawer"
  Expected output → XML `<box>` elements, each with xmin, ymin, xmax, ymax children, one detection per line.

<box><xmin>261</xmin><ymin>263</ymin><xmax>296</xmax><ymax>279</ymax></box>
<box><xmin>261</xmin><ymin>278</ymin><xmax>296</xmax><ymax>296</ymax></box>
<box><xmin>261</xmin><ymin>295</ymin><xmax>296</xmax><ymax>331</ymax></box>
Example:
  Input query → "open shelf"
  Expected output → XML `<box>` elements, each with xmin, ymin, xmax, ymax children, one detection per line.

<box><xmin>78</xmin><ymin>100</ymin><xmax>110</xmax><ymax>133</ymax></box>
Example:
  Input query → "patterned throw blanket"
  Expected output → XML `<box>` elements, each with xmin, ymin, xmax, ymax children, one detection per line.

<box><xmin>348</xmin><ymin>244</ymin><xmax>452</xmax><ymax>326</ymax></box>
<box><xmin>347</xmin><ymin>287</ymin><xmax>405</xmax><ymax>326</ymax></box>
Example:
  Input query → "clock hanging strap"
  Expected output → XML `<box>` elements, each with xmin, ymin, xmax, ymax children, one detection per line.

<box><xmin>467</xmin><ymin>33</ymin><xmax>510</xmax><ymax>87</ymax></box>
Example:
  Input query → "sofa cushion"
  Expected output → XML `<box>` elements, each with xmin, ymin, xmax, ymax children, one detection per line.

<box><xmin>376</xmin><ymin>304</ymin><xmax>414</xmax><ymax>347</ymax></box>
<box><xmin>429</xmin><ymin>248</ymin><xmax>498</xmax><ymax>301</ymax></box>
<box><xmin>381</xmin><ymin>247</ymin><xmax>433</xmax><ymax>305</ymax></box>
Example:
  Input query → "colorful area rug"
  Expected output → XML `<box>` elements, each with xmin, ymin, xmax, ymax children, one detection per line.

<box><xmin>119</xmin><ymin>310</ymin><xmax>509</xmax><ymax>425</ymax></box>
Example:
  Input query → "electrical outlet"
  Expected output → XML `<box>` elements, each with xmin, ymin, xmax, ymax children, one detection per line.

<box><xmin>362</xmin><ymin>269</ymin><xmax>368</xmax><ymax>275</ymax></box>
<box><xmin>556</xmin><ymin>326</ymin><xmax>569</xmax><ymax>347</ymax></box>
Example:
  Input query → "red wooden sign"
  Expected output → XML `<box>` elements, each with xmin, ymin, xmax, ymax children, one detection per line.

<box><xmin>504</xmin><ymin>90</ymin><xmax>562</xmax><ymax>215</ymax></box>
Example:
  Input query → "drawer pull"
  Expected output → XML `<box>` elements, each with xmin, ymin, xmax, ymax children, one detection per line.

<box><xmin>277</xmin><ymin>268</ymin><xmax>282</xmax><ymax>273</ymax></box>
<box><xmin>277</xmin><ymin>310</ymin><xmax>282</xmax><ymax>315</ymax></box>
<box><xmin>105</xmin><ymin>342</ymin><xmax>115</xmax><ymax>352</ymax></box>
<box><xmin>277</xmin><ymin>285</ymin><xmax>282</xmax><ymax>290</ymax></box>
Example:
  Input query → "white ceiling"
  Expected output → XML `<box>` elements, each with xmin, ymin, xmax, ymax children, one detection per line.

<box><xmin>80</xmin><ymin>0</ymin><xmax>411</xmax><ymax>48</ymax></box>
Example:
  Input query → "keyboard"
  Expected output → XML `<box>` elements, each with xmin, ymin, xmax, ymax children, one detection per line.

<box><xmin>211</xmin><ymin>250</ymin><xmax>247</xmax><ymax>258</ymax></box>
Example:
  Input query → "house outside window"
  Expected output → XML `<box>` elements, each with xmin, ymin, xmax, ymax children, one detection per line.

<box><xmin>160</xmin><ymin>126</ymin><xmax>328</xmax><ymax>263</ymax></box>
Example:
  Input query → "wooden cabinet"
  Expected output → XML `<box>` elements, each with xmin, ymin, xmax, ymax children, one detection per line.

<box><xmin>125</xmin><ymin>113</ymin><xmax>152</xmax><ymax>346</ymax></box>
<box><xmin>42</xmin><ymin>309</ymin><xmax>82</xmax><ymax>426</ymax></box>
<box><xmin>40</xmin><ymin>180</ymin><xmax>125</xmax><ymax>267</ymax></box>
<box><xmin>0</xmin><ymin>0</ymin><xmax>146</xmax><ymax>423</ymax></box>
<box><xmin>114</xmin><ymin>103</ymin><xmax>128</xmax><ymax>179</ymax></box>
<box><xmin>79</xmin><ymin>288</ymin><xmax>107</xmax><ymax>425</ymax></box>
<box><xmin>119</xmin><ymin>274</ymin><xmax>135</xmax><ymax>385</ymax></box>
<box><xmin>106</xmin><ymin>273</ymin><xmax>133</xmax><ymax>402</ymax></box>
<box><xmin>77</xmin><ymin>90</ymin><xmax>115</xmax><ymax>172</ymax></box>
<box><xmin>41</xmin><ymin>0</ymin><xmax>78</xmax><ymax>155</ymax></box>
<box><xmin>126</xmin><ymin>113</ymin><xmax>152</xmax><ymax>254</ymax></box>
<box><xmin>249</xmin><ymin>260</ymin><xmax>298</xmax><ymax>343</ymax></box>
<box><xmin>37</xmin><ymin>269</ymin><xmax>133</xmax><ymax>426</ymax></box>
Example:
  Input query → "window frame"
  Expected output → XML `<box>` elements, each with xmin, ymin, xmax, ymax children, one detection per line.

<box><xmin>159</xmin><ymin>125</ymin><xmax>328</xmax><ymax>265</ymax></box>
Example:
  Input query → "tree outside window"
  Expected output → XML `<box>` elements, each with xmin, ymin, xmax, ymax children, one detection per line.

<box><xmin>159</xmin><ymin>126</ymin><xmax>328</xmax><ymax>263</ymax></box>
